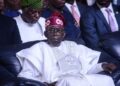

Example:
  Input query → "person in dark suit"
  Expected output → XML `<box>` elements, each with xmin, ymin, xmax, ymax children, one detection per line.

<box><xmin>0</xmin><ymin>15</ymin><xmax>22</xmax><ymax>45</ymax></box>
<box><xmin>81</xmin><ymin>0</ymin><xmax>120</xmax><ymax>50</ymax></box>
<box><xmin>64</xmin><ymin>0</ymin><xmax>88</xmax><ymax>44</ymax></box>
<box><xmin>41</xmin><ymin>0</ymin><xmax>87</xmax><ymax>44</ymax></box>
<box><xmin>0</xmin><ymin>0</ymin><xmax>22</xmax><ymax>48</ymax></box>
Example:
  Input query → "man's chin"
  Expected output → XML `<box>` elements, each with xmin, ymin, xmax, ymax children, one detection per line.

<box><xmin>50</xmin><ymin>41</ymin><xmax>62</xmax><ymax>47</ymax></box>
<box><xmin>30</xmin><ymin>21</ymin><xmax>38</xmax><ymax>24</ymax></box>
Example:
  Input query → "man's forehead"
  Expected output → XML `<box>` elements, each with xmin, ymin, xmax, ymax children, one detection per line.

<box><xmin>46</xmin><ymin>25</ymin><xmax>64</xmax><ymax>30</ymax></box>
<box><xmin>28</xmin><ymin>8</ymin><xmax>41</xmax><ymax>11</ymax></box>
<box><xmin>47</xmin><ymin>26</ymin><xmax>64</xmax><ymax>29</ymax></box>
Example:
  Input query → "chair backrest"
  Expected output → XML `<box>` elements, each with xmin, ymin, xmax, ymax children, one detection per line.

<box><xmin>100</xmin><ymin>31</ymin><xmax>120</xmax><ymax>61</ymax></box>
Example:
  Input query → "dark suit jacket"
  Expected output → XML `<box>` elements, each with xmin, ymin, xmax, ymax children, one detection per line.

<box><xmin>63</xmin><ymin>2</ymin><xmax>87</xmax><ymax>44</ymax></box>
<box><xmin>81</xmin><ymin>4</ymin><xmax>120</xmax><ymax>50</ymax></box>
<box><xmin>41</xmin><ymin>2</ymin><xmax>87</xmax><ymax>44</ymax></box>
<box><xmin>0</xmin><ymin>14</ymin><xmax>22</xmax><ymax>48</ymax></box>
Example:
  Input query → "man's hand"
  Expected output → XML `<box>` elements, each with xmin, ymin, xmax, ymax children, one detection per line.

<box><xmin>102</xmin><ymin>63</ymin><xmax>117</xmax><ymax>73</ymax></box>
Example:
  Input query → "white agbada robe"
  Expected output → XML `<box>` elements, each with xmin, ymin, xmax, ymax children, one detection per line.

<box><xmin>16</xmin><ymin>41</ymin><xmax>115</xmax><ymax>86</ymax></box>
<box><xmin>14</xmin><ymin>16</ymin><xmax>47</xmax><ymax>43</ymax></box>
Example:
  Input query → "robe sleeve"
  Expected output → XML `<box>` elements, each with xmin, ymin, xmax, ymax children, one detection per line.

<box><xmin>16</xmin><ymin>43</ymin><xmax>44</xmax><ymax>82</ymax></box>
<box><xmin>75</xmin><ymin>44</ymin><xmax>102</xmax><ymax>74</ymax></box>
<box><xmin>87</xmin><ymin>63</ymin><xmax>104</xmax><ymax>74</ymax></box>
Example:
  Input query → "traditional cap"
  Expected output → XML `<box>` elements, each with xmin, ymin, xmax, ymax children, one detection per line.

<box><xmin>21</xmin><ymin>0</ymin><xmax>43</xmax><ymax>9</ymax></box>
<box><xmin>45</xmin><ymin>11</ymin><xmax>65</xmax><ymax>29</ymax></box>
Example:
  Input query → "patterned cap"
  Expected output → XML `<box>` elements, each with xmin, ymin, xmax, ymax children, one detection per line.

<box><xmin>45</xmin><ymin>11</ymin><xmax>65</xmax><ymax>29</ymax></box>
<box><xmin>22</xmin><ymin>0</ymin><xmax>43</xmax><ymax>9</ymax></box>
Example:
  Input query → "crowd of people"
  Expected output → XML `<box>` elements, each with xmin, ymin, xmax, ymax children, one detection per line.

<box><xmin>0</xmin><ymin>0</ymin><xmax>120</xmax><ymax>86</ymax></box>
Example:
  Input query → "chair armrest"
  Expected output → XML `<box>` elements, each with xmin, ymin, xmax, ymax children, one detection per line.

<box><xmin>99</xmin><ymin>31</ymin><xmax>120</xmax><ymax>61</ymax></box>
<box><xmin>0</xmin><ymin>51</ymin><xmax>22</xmax><ymax>76</ymax></box>
<box><xmin>16</xmin><ymin>77</ymin><xmax>47</xmax><ymax>86</ymax></box>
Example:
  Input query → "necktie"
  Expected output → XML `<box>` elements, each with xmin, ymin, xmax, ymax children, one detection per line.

<box><xmin>106</xmin><ymin>8</ymin><xmax>117</xmax><ymax>32</ymax></box>
<box><xmin>71</xmin><ymin>5</ymin><xmax>80</xmax><ymax>26</ymax></box>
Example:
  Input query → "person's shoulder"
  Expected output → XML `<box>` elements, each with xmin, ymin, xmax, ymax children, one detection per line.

<box><xmin>77</xmin><ymin>2</ymin><xmax>87</xmax><ymax>7</ymax></box>
<box><xmin>62</xmin><ymin>40</ymin><xmax>79</xmax><ymax>46</ymax></box>
<box><xmin>62</xmin><ymin>40</ymin><xmax>89</xmax><ymax>50</ymax></box>
<box><xmin>0</xmin><ymin>14</ymin><xmax>15</xmax><ymax>22</ymax></box>
<box><xmin>32</xmin><ymin>40</ymin><xmax>49</xmax><ymax>47</ymax></box>
<box><xmin>77</xmin><ymin>2</ymin><xmax>89</xmax><ymax>10</ymax></box>
<box><xmin>38</xmin><ymin>17</ymin><xmax>46</xmax><ymax>22</ymax></box>
<box><xmin>41</xmin><ymin>8</ymin><xmax>53</xmax><ymax>18</ymax></box>
<box><xmin>83</xmin><ymin>4</ymin><xmax>98</xmax><ymax>16</ymax></box>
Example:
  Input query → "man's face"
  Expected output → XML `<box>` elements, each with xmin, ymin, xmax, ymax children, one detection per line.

<box><xmin>5</xmin><ymin>0</ymin><xmax>21</xmax><ymax>10</ymax></box>
<box><xmin>50</xmin><ymin>0</ymin><xmax>66</xmax><ymax>9</ymax></box>
<box><xmin>0</xmin><ymin>0</ymin><xmax>4</xmax><ymax>11</ymax></box>
<box><xmin>22</xmin><ymin>8</ymin><xmax>42</xmax><ymax>24</ymax></box>
<box><xmin>97</xmin><ymin>0</ymin><xmax>111</xmax><ymax>7</ymax></box>
<box><xmin>45</xmin><ymin>27</ymin><xmax>65</xmax><ymax>46</ymax></box>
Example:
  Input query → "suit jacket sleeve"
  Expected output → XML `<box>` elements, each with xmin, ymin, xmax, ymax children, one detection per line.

<box><xmin>81</xmin><ymin>9</ymin><xmax>100</xmax><ymax>50</ymax></box>
<box><xmin>11</xmin><ymin>20</ymin><xmax>22</xmax><ymax>44</ymax></box>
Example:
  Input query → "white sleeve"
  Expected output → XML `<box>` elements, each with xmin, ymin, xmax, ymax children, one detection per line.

<box><xmin>38</xmin><ymin>17</ymin><xmax>47</xmax><ymax>40</ymax></box>
<box><xmin>18</xmin><ymin>59</ymin><xmax>42</xmax><ymax>82</ymax></box>
<box><xmin>75</xmin><ymin>45</ymin><xmax>101</xmax><ymax>74</ymax></box>
<box><xmin>16</xmin><ymin>43</ymin><xmax>43</xmax><ymax>81</ymax></box>
<box><xmin>87</xmin><ymin>63</ymin><xmax>104</xmax><ymax>74</ymax></box>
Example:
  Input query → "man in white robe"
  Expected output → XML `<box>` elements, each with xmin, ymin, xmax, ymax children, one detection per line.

<box><xmin>14</xmin><ymin>0</ymin><xmax>47</xmax><ymax>43</ymax></box>
<box><xmin>16</xmin><ymin>12</ymin><xmax>116</xmax><ymax>86</ymax></box>
<box><xmin>15</xmin><ymin>15</ymin><xmax>46</xmax><ymax>43</ymax></box>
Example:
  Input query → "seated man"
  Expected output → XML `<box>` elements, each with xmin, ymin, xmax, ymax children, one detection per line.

<box><xmin>81</xmin><ymin>0</ymin><xmax>120</xmax><ymax>50</ymax></box>
<box><xmin>14</xmin><ymin>0</ymin><xmax>46</xmax><ymax>43</ymax></box>
<box><xmin>16</xmin><ymin>12</ymin><xmax>116</xmax><ymax>86</ymax></box>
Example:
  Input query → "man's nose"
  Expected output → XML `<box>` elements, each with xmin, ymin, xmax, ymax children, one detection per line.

<box><xmin>34</xmin><ymin>12</ymin><xmax>40</xmax><ymax>18</ymax></box>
